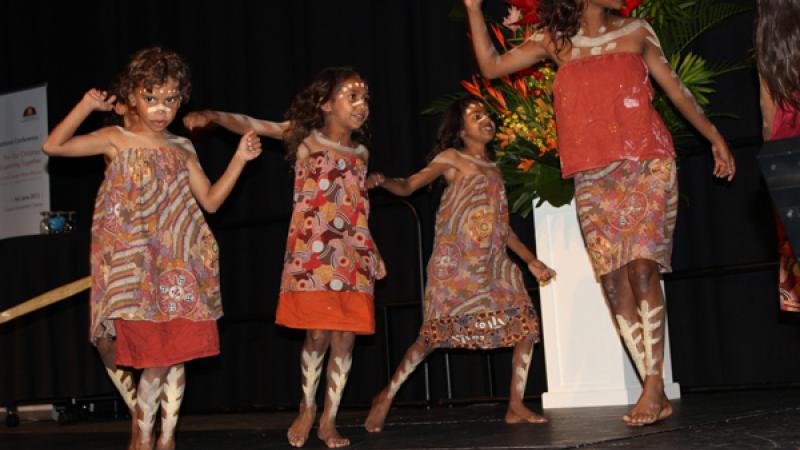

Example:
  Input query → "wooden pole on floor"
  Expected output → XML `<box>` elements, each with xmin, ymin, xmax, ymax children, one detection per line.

<box><xmin>0</xmin><ymin>276</ymin><xmax>91</xmax><ymax>325</ymax></box>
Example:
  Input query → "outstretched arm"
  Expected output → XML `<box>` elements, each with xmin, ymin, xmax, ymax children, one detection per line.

<box><xmin>759</xmin><ymin>76</ymin><xmax>777</xmax><ymax>141</ymax></box>
<box><xmin>464</xmin><ymin>0</ymin><xmax>548</xmax><ymax>79</ymax></box>
<box><xmin>640</xmin><ymin>22</ymin><xmax>735</xmax><ymax>181</ymax></box>
<box><xmin>370</xmin><ymin>152</ymin><xmax>456</xmax><ymax>197</ymax></box>
<box><xmin>183</xmin><ymin>110</ymin><xmax>288</xmax><ymax>140</ymax></box>
<box><xmin>507</xmin><ymin>229</ymin><xmax>555</xmax><ymax>282</ymax></box>
<box><xmin>42</xmin><ymin>89</ymin><xmax>117</xmax><ymax>158</ymax></box>
<box><xmin>185</xmin><ymin>130</ymin><xmax>262</xmax><ymax>213</ymax></box>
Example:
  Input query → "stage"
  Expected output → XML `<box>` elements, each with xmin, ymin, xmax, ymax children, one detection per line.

<box><xmin>2</xmin><ymin>388</ymin><xmax>799</xmax><ymax>449</ymax></box>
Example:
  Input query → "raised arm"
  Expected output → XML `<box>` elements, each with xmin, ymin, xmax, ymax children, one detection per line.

<box><xmin>42</xmin><ymin>89</ymin><xmax>118</xmax><ymax>158</ymax></box>
<box><xmin>185</xmin><ymin>130</ymin><xmax>262</xmax><ymax>213</ymax></box>
<box><xmin>372</xmin><ymin>151</ymin><xmax>457</xmax><ymax>197</ymax></box>
<box><xmin>183</xmin><ymin>110</ymin><xmax>288</xmax><ymax>140</ymax></box>
<box><xmin>640</xmin><ymin>22</ymin><xmax>735</xmax><ymax>181</ymax></box>
<box><xmin>759</xmin><ymin>76</ymin><xmax>777</xmax><ymax>141</ymax></box>
<box><xmin>464</xmin><ymin>0</ymin><xmax>549</xmax><ymax>79</ymax></box>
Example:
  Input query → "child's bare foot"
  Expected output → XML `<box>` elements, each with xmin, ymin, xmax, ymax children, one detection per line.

<box><xmin>623</xmin><ymin>379</ymin><xmax>671</xmax><ymax>426</ymax></box>
<box><xmin>504</xmin><ymin>402</ymin><xmax>548</xmax><ymax>424</ymax></box>
<box><xmin>364</xmin><ymin>389</ymin><xmax>392</xmax><ymax>432</ymax></box>
<box><xmin>287</xmin><ymin>403</ymin><xmax>317</xmax><ymax>447</ymax></box>
<box><xmin>318</xmin><ymin>421</ymin><xmax>350</xmax><ymax>448</ymax></box>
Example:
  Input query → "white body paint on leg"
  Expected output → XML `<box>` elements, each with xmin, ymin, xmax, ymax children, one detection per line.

<box><xmin>301</xmin><ymin>350</ymin><xmax>324</xmax><ymax>406</ymax></box>
<box><xmin>387</xmin><ymin>351</ymin><xmax>423</xmax><ymax>399</ymax></box>
<box><xmin>515</xmin><ymin>347</ymin><xmax>534</xmax><ymax>396</ymax></box>
<box><xmin>158</xmin><ymin>365</ymin><xmax>185</xmax><ymax>446</ymax></box>
<box><xmin>105</xmin><ymin>367</ymin><xmax>137</xmax><ymax>412</ymax></box>
<box><xmin>638</xmin><ymin>302</ymin><xmax>664</xmax><ymax>376</ymax></box>
<box><xmin>327</xmin><ymin>355</ymin><xmax>352</xmax><ymax>414</ymax></box>
<box><xmin>136</xmin><ymin>376</ymin><xmax>164</xmax><ymax>443</ymax></box>
<box><xmin>616</xmin><ymin>314</ymin><xmax>646</xmax><ymax>379</ymax></box>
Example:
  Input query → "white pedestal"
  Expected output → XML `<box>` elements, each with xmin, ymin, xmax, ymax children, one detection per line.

<box><xmin>533</xmin><ymin>200</ymin><xmax>680</xmax><ymax>408</ymax></box>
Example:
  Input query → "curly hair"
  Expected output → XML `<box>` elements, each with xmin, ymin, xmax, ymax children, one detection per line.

<box><xmin>283</xmin><ymin>67</ymin><xmax>370</xmax><ymax>161</ymax></box>
<box><xmin>537</xmin><ymin>0</ymin><xmax>584</xmax><ymax>54</ymax></box>
<box><xmin>118</xmin><ymin>47</ymin><xmax>191</xmax><ymax>104</ymax></box>
<box><xmin>755</xmin><ymin>0</ymin><xmax>800</xmax><ymax>112</ymax></box>
<box><xmin>428</xmin><ymin>97</ymin><xmax>495</xmax><ymax>161</ymax></box>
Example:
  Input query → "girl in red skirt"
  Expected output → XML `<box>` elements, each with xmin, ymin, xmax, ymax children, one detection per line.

<box><xmin>43</xmin><ymin>47</ymin><xmax>262</xmax><ymax>450</ymax></box>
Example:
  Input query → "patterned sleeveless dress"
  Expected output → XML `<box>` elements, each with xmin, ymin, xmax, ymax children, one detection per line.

<box><xmin>90</xmin><ymin>146</ymin><xmax>221</xmax><ymax>368</ymax></box>
<box><xmin>772</xmin><ymin>103</ymin><xmax>800</xmax><ymax>312</ymax></box>
<box><xmin>418</xmin><ymin>156</ymin><xmax>540</xmax><ymax>349</ymax></box>
<box><xmin>276</xmin><ymin>131</ymin><xmax>385</xmax><ymax>334</ymax></box>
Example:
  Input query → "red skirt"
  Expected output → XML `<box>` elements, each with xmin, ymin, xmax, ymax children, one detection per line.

<box><xmin>114</xmin><ymin>318</ymin><xmax>219</xmax><ymax>369</ymax></box>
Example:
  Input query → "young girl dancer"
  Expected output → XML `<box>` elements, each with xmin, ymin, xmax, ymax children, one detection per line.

<box><xmin>364</xmin><ymin>98</ymin><xmax>555</xmax><ymax>432</ymax></box>
<box><xmin>43</xmin><ymin>47</ymin><xmax>262</xmax><ymax>450</ymax></box>
<box><xmin>184</xmin><ymin>67</ymin><xmax>384</xmax><ymax>448</ymax></box>
<box><xmin>463</xmin><ymin>0</ymin><xmax>736</xmax><ymax>425</ymax></box>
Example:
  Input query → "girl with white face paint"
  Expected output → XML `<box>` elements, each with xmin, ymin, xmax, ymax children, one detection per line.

<box><xmin>185</xmin><ymin>67</ymin><xmax>385</xmax><ymax>449</ymax></box>
<box><xmin>43</xmin><ymin>47</ymin><xmax>262</xmax><ymax>450</ymax></box>
<box><xmin>364</xmin><ymin>98</ymin><xmax>556</xmax><ymax>432</ymax></box>
<box><xmin>464</xmin><ymin>0</ymin><xmax>736</xmax><ymax>426</ymax></box>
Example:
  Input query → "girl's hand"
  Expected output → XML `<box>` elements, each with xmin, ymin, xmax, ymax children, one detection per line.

<box><xmin>81</xmin><ymin>89</ymin><xmax>116</xmax><ymax>112</ymax></box>
<box><xmin>463</xmin><ymin>0</ymin><xmax>484</xmax><ymax>10</ymax></box>
<box><xmin>183</xmin><ymin>111</ymin><xmax>213</xmax><ymax>130</ymax></box>
<box><xmin>528</xmin><ymin>260</ymin><xmax>556</xmax><ymax>283</ymax></box>
<box><xmin>367</xmin><ymin>173</ymin><xmax>386</xmax><ymax>189</ymax></box>
<box><xmin>234</xmin><ymin>130</ymin><xmax>262</xmax><ymax>162</ymax></box>
<box><xmin>711</xmin><ymin>140</ymin><xmax>735</xmax><ymax>182</ymax></box>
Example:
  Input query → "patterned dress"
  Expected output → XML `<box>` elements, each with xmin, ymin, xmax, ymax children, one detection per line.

<box><xmin>554</xmin><ymin>52</ymin><xmax>678</xmax><ymax>276</ymax></box>
<box><xmin>90</xmin><ymin>146</ymin><xmax>221</xmax><ymax>368</ymax></box>
<box><xmin>419</xmin><ymin>159</ymin><xmax>540</xmax><ymax>349</ymax></box>
<box><xmin>276</xmin><ymin>131</ymin><xmax>385</xmax><ymax>334</ymax></box>
<box><xmin>771</xmin><ymin>103</ymin><xmax>800</xmax><ymax>312</ymax></box>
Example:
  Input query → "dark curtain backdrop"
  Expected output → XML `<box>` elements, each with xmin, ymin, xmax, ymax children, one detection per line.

<box><xmin>3</xmin><ymin>0</ymin><xmax>798</xmax><ymax>414</ymax></box>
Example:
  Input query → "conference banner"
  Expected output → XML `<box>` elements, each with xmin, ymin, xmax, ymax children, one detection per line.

<box><xmin>0</xmin><ymin>85</ymin><xmax>49</xmax><ymax>240</ymax></box>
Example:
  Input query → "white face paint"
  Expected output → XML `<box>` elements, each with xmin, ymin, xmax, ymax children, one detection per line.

<box><xmin>105</xmin><ymin>368</ymin><xmax>137</xmax><ymax>412</ymax></box>
<box><xmin>147</xmin><ymin>104</ymin><xmax>172</xmax><ymax>114</ymax></box>
<box><xmin>326</xmin><ymin>355</ymin><xmax>352</xmax><ymax>414</ymax></box>
<box><xmin>158</xmin><ymin>365</ymin><xmax>185</xmax><ymax>446</ymax></box>
<box><xmin>301</xmin><ymin>350</ymin><xmax>324</xmax><ymax>406</ymax></box>
<box><xmin>388</xmin><ymin>351</ymin><xmax>424</xmax><ymax>398</ymax></box>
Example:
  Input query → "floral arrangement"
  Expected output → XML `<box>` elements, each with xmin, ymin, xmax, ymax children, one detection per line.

<box><xmin>436</xmin><ymin>0</ymin><xmax>750</xmax><ymax>216</ymax></box>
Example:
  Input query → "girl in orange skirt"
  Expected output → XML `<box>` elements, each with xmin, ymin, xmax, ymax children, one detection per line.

<box><xmin>43</xmin><ymin>47</ymin><xmax>262</xmax><ymax>450</ymax></box>
<box><xmin>184</xmin><ymin>67</ymin><xmax>384</xmax><ymax>448</ymax></box>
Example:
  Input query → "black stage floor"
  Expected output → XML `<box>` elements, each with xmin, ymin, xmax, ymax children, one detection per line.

<box><xmin>3</xmin><ymin>389</ymin><xmax>800</xmax><ymax>449</ymax></box>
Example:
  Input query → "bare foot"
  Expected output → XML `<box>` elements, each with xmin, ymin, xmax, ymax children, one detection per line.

<box><xmin>288</xmin><ymin>403</ymin><xmax>317</xmax><ymax>447</ymax></box>
<box><xmin>504</xmin><ymin>402</ymin><xmax>548</xmax><ymax>424</ymax></box>
<box><xmin>318</xmin><ymin>422</ymin><xmax>350</xmax><ymax>448</ymax></box>
<box><xmin>364</xmin><ymin>389</ymin><xmax>392</xmax><ymax>432</ymax></box>
<box><xmin>623</xmin><ymin>381</ymin><xmax>671</xmax><ymax>426</ymax></box>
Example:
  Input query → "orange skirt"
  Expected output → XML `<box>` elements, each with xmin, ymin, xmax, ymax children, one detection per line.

<box><xmin>276</xmin><ymin>291</ymin><xmax>375</xmax><ymax>334</ymax></box>
<box><xmin>114</xmin><ymin>318</ymin><xmax>220</xmax><ymax>369</ymax></box>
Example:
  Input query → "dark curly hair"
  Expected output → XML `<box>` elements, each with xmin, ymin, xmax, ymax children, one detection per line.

<box><xmin>755</xmin><ymin>0</ymin><xmax>800</xmax><ymax>112</ymax></box>
<box><xmin>283</xmin><ymin>67</ymin><xmax>370</xmax><ymax>161</ymax></box>
<box><xmin>537</xmin><ymin>0</ymin><xmax>585</xmax><ymax>54</ymax></box>
<box><xmin>428</xmin><ymin>97</ymin><xmax>494</xmax><ymax>161</ymax></box>
<box><xmin>118</xmin><ymin>47</ymin><xmax>191</xmax><ymax>104</ymax></box>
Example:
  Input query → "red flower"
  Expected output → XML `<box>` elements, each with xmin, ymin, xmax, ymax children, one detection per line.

<box><xmin>620</xmin><ymin>0</ymin><xmax>642</xmax><ymax>17</ymax></box>
<box><xmin>506</xmin><ymin>0</ymin><xmax>540</xmax><ymax>24</ymax></box>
